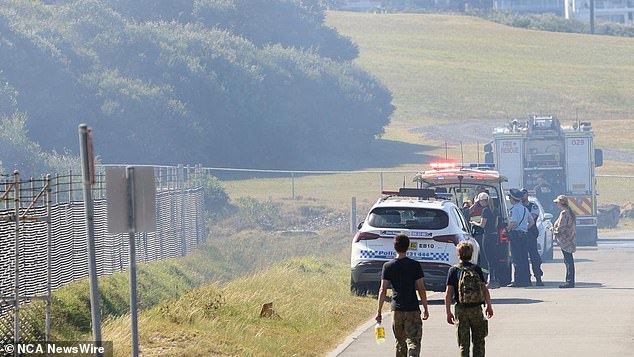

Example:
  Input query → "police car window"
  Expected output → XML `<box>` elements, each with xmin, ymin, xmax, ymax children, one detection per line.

<box><xmin>368</xmin><ymin>208</ymin><xmax>449</xmax><ymax>229</ymax></box>
<box><xmin>453</xmin><ymin>207</ymin><xmax>470</xmax><ymax>233</ymax></box>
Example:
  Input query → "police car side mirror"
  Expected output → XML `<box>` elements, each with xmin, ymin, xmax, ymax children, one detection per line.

<box><xmin>543</xmin><ymin>213</ymin><xmax>553</xmax><ymax>221</ymax></box>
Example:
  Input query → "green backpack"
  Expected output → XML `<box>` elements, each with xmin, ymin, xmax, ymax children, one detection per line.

<box><xmin>455</xmin><ymin>264</ymin><xmax>484</xmax><ymax>305</ymax></box>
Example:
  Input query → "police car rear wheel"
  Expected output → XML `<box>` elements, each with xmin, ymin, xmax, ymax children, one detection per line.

<box><xmin>351</xmin><ymin>275</ymin><xmax>368</xmax><ymax>296</ymax></box>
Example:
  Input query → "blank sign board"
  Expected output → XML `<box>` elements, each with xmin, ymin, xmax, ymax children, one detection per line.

<box><xmin>106</xmin><ymin>166</ymin><xmax>157</xmax><ymax>233</ymax></box>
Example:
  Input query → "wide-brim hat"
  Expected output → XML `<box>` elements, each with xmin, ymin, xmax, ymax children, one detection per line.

<box><xmin>553</xmin><ymin>195</ymin><xmax>568</xmax><ymax>205</ymax></box>
<box><xmin>508</xmin><ymin>188</ymin><xmax>523</xmax><ymax>200</ymax></box>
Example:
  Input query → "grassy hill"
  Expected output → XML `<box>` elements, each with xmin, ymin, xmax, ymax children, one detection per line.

<box><xmin>218</xmin><ymin>13</ymin><xmax>634</xmax><ymax>207</ymax></box>
<box><xmin>325</xmin><ymin>12</ymin><xmax>634</xmax><ymax>155</ymax></box>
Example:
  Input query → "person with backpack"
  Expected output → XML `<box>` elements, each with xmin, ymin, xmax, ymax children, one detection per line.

<box><xmin>445</xmin><ymin>241</ymin><xmax>494</xmax><ymax>357</ymax></box>
<box><xmin>521</xmin><ymin>188</ymin><xmax>544</xmax><ymax>286</ymax></box>
<box><xmin>505</xmin><ymin>188</ymin><xmax>533</xmax><ymax>287</ymax></box>
<box><xmin>376</xmin><ymin>233</ymin><xmax>430</xmax><ymax>357</ymax></box>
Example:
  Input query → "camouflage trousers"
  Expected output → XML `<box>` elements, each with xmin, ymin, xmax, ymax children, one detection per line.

<box><xmin>455</xmin><ymin>304</ymin><xmax>488</xmax><ymax>357</ymax></box>
<box><xmin>392</xmin><ymin>310</ymin><xmax>423</xmax><ymax>357</ymax></box>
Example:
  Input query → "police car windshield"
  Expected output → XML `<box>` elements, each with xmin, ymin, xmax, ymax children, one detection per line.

<box><xmin>368</xmin><ymin>207</ymin><xmax>449</xmax><ymax>229</ymax></box>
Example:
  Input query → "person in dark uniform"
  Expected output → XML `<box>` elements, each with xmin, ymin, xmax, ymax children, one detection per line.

<box><xmin>376</xmin><ymin>234</ymin><xmax>430</xmax><ymax>357</ymax></box>
<box><xmin>470</xmin><ymin>192</ymin><xmax>501</xmax><ymax>289</ymax></box>
<box><xmin>534</xmin><ymin>174</ymin><xmax>555</xmax><ymax>215</ymax></box>
<box><xmin>505</xmin><ymin>188</ymin><xmax>533</xmax><ymax>287</ymax></box>
<box><xmin>521</xmin><ymin>188</ymin><xmax>544</xmax><ymax>286</ymax></box>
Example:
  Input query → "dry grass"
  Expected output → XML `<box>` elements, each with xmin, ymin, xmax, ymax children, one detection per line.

<box><xmin>326</xmin><ymin>12</ymin><xmax>634</xmax><ymax>127</ymax></box>
<box><xmin>102</xmin><ymin>258</ymin><xmax>377</xmax><ymax>357</ymax></box>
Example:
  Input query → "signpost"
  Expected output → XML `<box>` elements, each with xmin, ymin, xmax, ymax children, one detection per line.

<box><xmin>106</xmin><ymin>165</ymin><xmax>156</xmax><ymax>357</ymax></box>
<box><xmin>78</xmin><ymin>124</ymin><xmax>102</xmax><ymax>356</ymax></box>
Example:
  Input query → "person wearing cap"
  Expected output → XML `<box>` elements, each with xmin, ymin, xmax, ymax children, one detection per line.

<box><xmin>470</xmin><ymin>191</ymin><xmax>501</xmax><ymax>289</ymax></box>
<box><xmin>553</xmin><ymin>195</ymin><xmax>576</xmax><ymax>288</ymax></box>
<box><xmin>469</xmin><ymin>187</ymin><xmax>489</xmax><ymax>217</ymax></box>
<box><xmin>521</xmin><ymin>188</ymin><xmax>544</xmax><ymax>286</ymax></box>
<box><xmin>505</xmin><ymin>188</ymin><xmax>533</xmax><ymax>287</ymax></box>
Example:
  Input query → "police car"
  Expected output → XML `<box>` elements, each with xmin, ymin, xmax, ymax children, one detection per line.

<box><xmin>530</xmin><ymin>196</ymin><xmax>554</xmax><ymax>260</ymax></box>
<box><xmin>350</xmin><ymin>188</ymin><xmax>480</xmax><ymax>295</ymax></box>
<box><xmin>414</xmin><ymin>162</ymin><xmax>513</xmax><ymax>286</ymax></box>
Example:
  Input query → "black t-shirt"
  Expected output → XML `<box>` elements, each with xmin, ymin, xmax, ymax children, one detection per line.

<box><xmin>381</xmin><ymin>257</ymin><xmax>424</xmax><ymax>311</ymax></box>
<box><xmin>446</xmin><ymin>262</ymin><xmax>485</xmax><ymax>303</ymax></box>
<box><xmin>481</xmin><ymin>206</ymin><xmax>498</xmax><ymax>234</ymax></box>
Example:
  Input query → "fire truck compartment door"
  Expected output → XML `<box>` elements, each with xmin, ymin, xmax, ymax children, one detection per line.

<box><xmin>496</xmin><ymin>138</ymin><xmax>523</xmax><ymax>190</ymax></box>
<box><xmin>565</xmin><ymin>136</ymin><xmax>591</xmax><ymax>194</ymax></box>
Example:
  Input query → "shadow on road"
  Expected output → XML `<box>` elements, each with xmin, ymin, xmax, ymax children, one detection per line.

<box><xmin>544</xmin><ymin>258</ymin><xmax>593</xmax><ymax>264</ymax></box>
<box><xmin>491</xmin><ymin>298</ymin><xmax>543</xmax><ymax>305</ymax></box>
<box><xmin>425</xmin><ymin>298</ymin><xmax>543</xmax><ymax>305</ymax></box>
<box><xmin>519</xmin><ymin>281</ymin><xmax>604</xmax><ymax>289</ymax></box>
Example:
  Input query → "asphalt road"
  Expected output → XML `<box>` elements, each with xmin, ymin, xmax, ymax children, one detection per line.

<box><xmin>329</xmin><ymin>234</ymin><xmax>634</xmax><ymax>357</ymax></box>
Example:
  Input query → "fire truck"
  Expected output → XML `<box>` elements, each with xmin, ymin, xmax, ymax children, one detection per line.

<box><xmin>484</xmin><ymin>115</ymin><xmax>603</xmax><ymax>245</ymax></box>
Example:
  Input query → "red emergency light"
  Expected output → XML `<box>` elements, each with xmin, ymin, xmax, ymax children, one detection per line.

<box><xmin>430</xmin><ymin>161</ymin><xmax>457</xmax><ymax>170</ymax></box>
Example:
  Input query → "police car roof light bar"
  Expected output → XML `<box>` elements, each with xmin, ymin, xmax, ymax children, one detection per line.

<box><xmin>381</xmin><ymin>188</ymin><xmax>452</xmax><ymax>200</ymax></box>
<box><xmin>457</xmin><ymin>163</ymin><xmax>496</xmax><ymax>169</ymax></box>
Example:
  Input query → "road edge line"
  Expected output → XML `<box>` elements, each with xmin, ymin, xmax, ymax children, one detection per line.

<box><xmin>326</xmin><ymin>292</ymin><xmax>441</xmax><ymax>357</ymax></box>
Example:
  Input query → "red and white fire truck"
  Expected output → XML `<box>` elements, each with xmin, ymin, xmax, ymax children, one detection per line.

<box><xmin>484</xmin><ymin>115</ymin><xmax>603</xmax><ymax>245</ymax></box>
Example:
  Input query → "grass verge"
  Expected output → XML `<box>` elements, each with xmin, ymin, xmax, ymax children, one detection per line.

<box><xmin>102</xmin><ymin>257</ymin><xmax>376</xmax><ymax>357</ymax></box>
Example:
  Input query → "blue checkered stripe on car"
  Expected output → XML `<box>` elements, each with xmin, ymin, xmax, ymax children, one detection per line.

<box><xmin>360</xmin><ymin>250</ymin><xmax>449</xmax><ymax>262</ymax></box>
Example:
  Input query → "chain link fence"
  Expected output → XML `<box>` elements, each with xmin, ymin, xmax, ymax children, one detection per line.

<box><xmin>0</xmin><ymin>165</ymin><xmax>205</xmax><ymax>343</ymax></box>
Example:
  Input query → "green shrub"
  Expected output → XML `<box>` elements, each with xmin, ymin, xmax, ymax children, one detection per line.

<box><xmin>230</xmin><ymin>197</ymin><xmax>281</xmax><ymax>231</ymax></box>
<box><xmin>201</xmin><ymin>174</ymin><xmax>233</xmax><ymax>218</ymax></box>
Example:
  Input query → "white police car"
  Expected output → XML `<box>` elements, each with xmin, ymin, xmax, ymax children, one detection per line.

<box><xmin>530</xmin><ymin>196</ymin><xmax>554</xmax><ymax>261</ymax></box>
<box><xmin>350</xmin><ymin>188</ymin><xmax>480</xmax><ymax>295</ymax></box>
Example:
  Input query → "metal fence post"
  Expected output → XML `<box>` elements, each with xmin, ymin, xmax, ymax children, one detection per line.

<box><xmin>13</xmin><ymin>170</ymin><xmax>20</xmax><ymax>346</ymax></box>
<box><xmin>45</xmin><ymin>175</ymin><xmax>52</xmax><ymax>342</ymax></box>
<box><xmin>68</xmin><ymin>169</ymin><xmax>73</xmax><ymax>202</ymax></box>
<box><xmin>291</xmin><ymin>172</ymin><xmax>295</xmax><ymax>200</ymax></box>
<box><xmin>380</xmin><ymin>172</ymin><xmax>384</xmax><ymax>193</ymax></box>
<box><xmin>179</xmin><ymin>164</ymin><xmax>186</xmax><ymax>256</ymax></box>
<box><xmin>55</xmin><ymin>174</ymin><xmax>60</xmax><ymax>205</ymax></box>
<box><xmin>350</xmin><ymin>197</ymin><xmax>357</xmax><ymax>234</ymax></box>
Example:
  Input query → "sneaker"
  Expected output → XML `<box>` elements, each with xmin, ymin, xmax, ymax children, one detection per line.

<box><xmin>559</xmin><ymin>283</ymin><xmax>574</xmax><ymax>288</ymax></box>
<box><xmin>506</xmin><ymin>282</ymin><xmax>520</xmax><ymax>287</ymax></box>
<box><xmin>489</xmin><ymin>281</ymin><xmax>500</xmax><ymax>289</ymax></box>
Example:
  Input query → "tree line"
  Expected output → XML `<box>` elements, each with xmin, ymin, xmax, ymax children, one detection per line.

<box><xmin>0</xmin><ymin>0</ymin><xmax>394</xmax><ymax>174</ymax></box>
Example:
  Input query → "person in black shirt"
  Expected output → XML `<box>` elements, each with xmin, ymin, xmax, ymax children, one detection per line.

<box><xmin>521</xmin><ymin>188</ymin><xmax>544</xmax><ymax>286</ymax></box>
<box><xmin>376</xmin><ymin>234</ymin><xmax>429</xmax><ymax>357</ymax></box>
<box><xmin>470</xmin><ymin>192</ymin><xmax>501</xmax><ymax>289</ymax></box>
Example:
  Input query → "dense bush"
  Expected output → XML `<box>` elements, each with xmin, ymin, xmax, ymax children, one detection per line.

<box><xmin>231</xmin><ymin>197</ymin><xmax>281</xmax><ymax>231</ymax></box>
<box><xmin>201</xmin><ymin>174</ymin><xmax>233</xmax><ymax>218</ymax></box>
<box><xmin>0</xmin><ymin>0</ymin><xmax>391</xmax><ymax>170</ymax></box>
